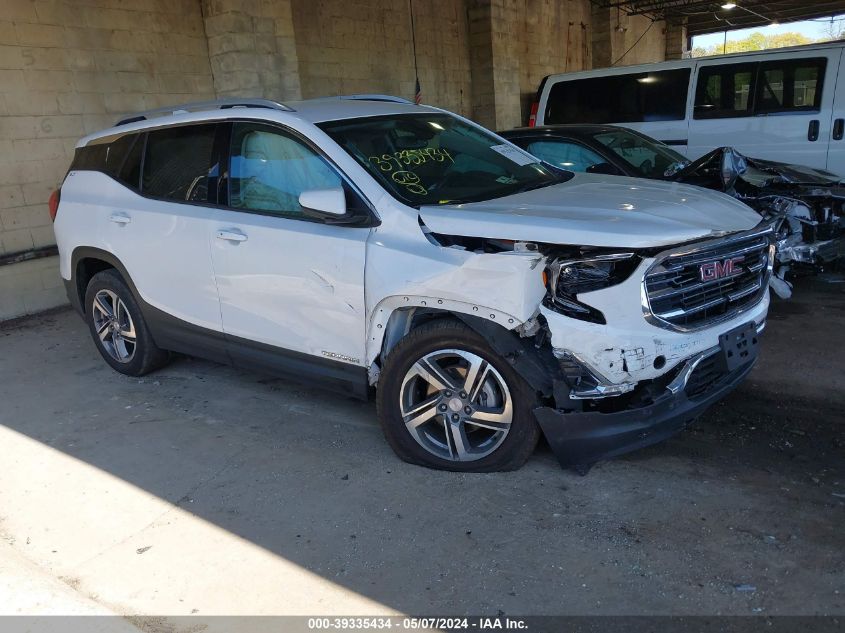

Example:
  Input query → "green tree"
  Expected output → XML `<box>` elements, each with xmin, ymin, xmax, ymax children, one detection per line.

<box><xmin>692</xmin><ymin>31</ymin><xmax>813</xmax><ymax>57</ymax></box>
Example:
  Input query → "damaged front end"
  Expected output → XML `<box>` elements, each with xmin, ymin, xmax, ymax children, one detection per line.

<box><xmin>671</xmin><ymin>147</ymin><xmax>845</xmax><ymax>298</ymax></box>
<box><xmin>449</xmin><ymin>228</ymin><xmax>771</xmax><ymax>471</ymax></box>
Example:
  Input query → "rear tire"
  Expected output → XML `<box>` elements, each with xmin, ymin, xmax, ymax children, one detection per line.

<box><xmin>376</xmin><ymin>319</ymin><xmax>541</xmax><ymax>472</ymax></box>
<box><xmin>84</xmin><ymin>269</ymin><xmax>169</xmax><ymax>376</ymax></box>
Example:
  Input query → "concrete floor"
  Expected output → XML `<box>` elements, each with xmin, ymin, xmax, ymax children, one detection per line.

<box><xmin>0</xmin><ymin>279</ymin><xmax>843</xmax><ymax>618</ymax></box>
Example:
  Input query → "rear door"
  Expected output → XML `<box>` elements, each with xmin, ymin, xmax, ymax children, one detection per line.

<box><xmin>104</xmin><ymin>123</ymin><xmax>225</xmax><ymax>355</ymax></box>
<box><xmin>689</xmin><ymin>49</ymin><xmax>839</xmax><ymax>168</ymax></box>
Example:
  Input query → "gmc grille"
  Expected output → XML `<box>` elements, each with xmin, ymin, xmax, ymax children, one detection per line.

<box><xmin>644</xmin><ymin>230</ymin><xmax>772</xmax><ymax>330</ymax></box>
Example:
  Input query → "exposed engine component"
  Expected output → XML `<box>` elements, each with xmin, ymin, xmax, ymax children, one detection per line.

<box><xmin>672</xmin><ymin>148</ymin><xmax>845</xmax><ymax>291</ymax></box>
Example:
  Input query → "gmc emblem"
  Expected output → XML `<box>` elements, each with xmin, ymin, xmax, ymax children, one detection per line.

<box><xmin>700</xmin><ymin>256</ymin><xmax>744</xmax><ymax>282</ymax></box>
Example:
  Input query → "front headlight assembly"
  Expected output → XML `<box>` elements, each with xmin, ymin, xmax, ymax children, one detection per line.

<box><xmin>545</xmin><ymin>252</ymin><xmax>640</xmax><ymax>324</ymax></box>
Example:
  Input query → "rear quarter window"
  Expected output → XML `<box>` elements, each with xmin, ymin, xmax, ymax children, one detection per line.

<box><xmin>544</xmin><ymin>68</ymin><xmax>690</xmax><ymax>124</ymax></box>
<box><xmin>70</xmin><ymin>133</ymin><xmax>142</xmax><ymax>190</ymax></box>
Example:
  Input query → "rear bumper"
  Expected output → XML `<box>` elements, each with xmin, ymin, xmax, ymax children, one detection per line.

<box><xmin>534</xmin><ymin>351</ymin><xmax>756</xmax><ymax>468</ymax></box>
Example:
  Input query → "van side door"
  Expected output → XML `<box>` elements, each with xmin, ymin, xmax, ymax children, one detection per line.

<box><xmin>689</xmin><ymin>50</ymin><xmax>839</xmax><ymax>169</ymax></box>
<box><xmin>824</xmin><ymin>48</ymin><xmax>845</xmax><ymax>175</ymax></box>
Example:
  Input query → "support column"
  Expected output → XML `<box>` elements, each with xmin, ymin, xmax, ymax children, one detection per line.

<box><xmin>467</xmin><ymin>0</ymin><xmax>523</xmax><ymax>130</ymax></box>
<box><xmin>665</xmin><ymin>19</ymin><xmax>689</xmax><ymax>60</ymax></box>
<box><xmin>201</xmin><ymin>0</ymin><xmax>302</xmax><ymax>101</ymax></box>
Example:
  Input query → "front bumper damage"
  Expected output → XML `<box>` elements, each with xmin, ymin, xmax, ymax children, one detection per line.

<box><xmin>534</xmin><ymin>343</ymin><xmax>757</xmax><ymax>468</ymax></box>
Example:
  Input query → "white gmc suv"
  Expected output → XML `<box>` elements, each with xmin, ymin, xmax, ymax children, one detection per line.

<box><xmin>52</xmin><ymin>96</ymin><xmax>773</xmax><ymax>472</ymax></box>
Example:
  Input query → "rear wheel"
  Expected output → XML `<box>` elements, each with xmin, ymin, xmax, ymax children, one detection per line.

<box><xmin>377</xmin><ymin>319</ymin><xmax>540</xmax><ymax>472</ymax></box>
<box><xmin>84</xmin><ymin>269</ymin><xmax>169</xmax><ymax>376</ymax></box>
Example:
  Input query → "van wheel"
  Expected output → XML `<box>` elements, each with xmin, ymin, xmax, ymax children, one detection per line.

<box><xmin>377</xmin><ymin>319</ymin><xmax>540</xmax><ymax>472</ymax></box>
<box><xmin>84</xmin><ymin>269</ymin><xmax>169</xmax><ymax>376</ymax></box>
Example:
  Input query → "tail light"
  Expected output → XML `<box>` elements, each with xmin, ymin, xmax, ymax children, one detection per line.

<box><xmin>528</xmin><ymin>101</ymin><xmax>539</xmax><ymax>127</ymax></box>
<box><xmin>48</xmin><ymin>188</ymin><xmax>60</xmax><ymax>222</ymax></box>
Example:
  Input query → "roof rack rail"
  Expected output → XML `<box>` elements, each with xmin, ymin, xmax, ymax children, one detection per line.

<box><xmin>335</xmin><ymin>94</ymin><xmax>413</xmax><ymax>104</ymax></box>
<box><xmin>115</xmin><ymin>98</ymin><xmax>294</xmax><ymax>126</ymax></box>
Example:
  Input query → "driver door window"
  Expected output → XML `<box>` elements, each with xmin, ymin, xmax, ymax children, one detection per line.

<box><xmin>525</xmin><ymin>140</ymin><xmax>606</xmax><ymax>172</ymax></box>
<box><xmin>229</xmin><ymin>123</ymin><xmax>342</xmax><ymax>217</ymax></box>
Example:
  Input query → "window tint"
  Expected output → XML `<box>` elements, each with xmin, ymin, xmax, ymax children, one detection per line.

<box><xmin>228</xmin><ymin>123</ymin><xmax>342</xmax><ymax>217</ymax></box>
<box><xmin>320</xmin><ymin>114</ymin><xmax>564</xmax><ymax>207</ymax></box>
<box><xmin>526</xmin><ymin>140</ymin><xmax>606</xmax><ymax>172</ymax></box>
<box><xmin>756</xmin><ymin>58</ymin><xmax>825</xmax><ymax>114</ymax></box>
<box><xmin>592</xmin><ymin>129</ymin><xmax>687</xmax><ymax>178</ymax></box>
<box><xmin>117</xmin><ymin>134</ymin><xmax>143</xmax><ymax>190</ymax></box>
<box><xmin>544</xmin><ymin>69</ymin><xmax>690</xmax><ymax>124</ymax></box>
<box><xmin>142</xmin><ymin>125</ymin><xmax>217</xmax><ymax>202</ymax></box>
<box><xmin>69</xmin><ymin>133</ymin><xmax>141</xmax><ymax>190</ymax></box>
<box><xmin>694</xmin><ymin>63</ymin><xmax>756</xmax><ymax>119</ymax></box>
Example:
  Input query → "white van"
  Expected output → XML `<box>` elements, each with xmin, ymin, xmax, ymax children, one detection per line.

<box><xmin>531</xmin><ymin>41</ymin><xmax>845</xmax><ymax>175</ymax></box>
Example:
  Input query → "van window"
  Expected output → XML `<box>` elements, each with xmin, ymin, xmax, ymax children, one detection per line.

<box><xmin>756</xmin><ymin>58</ymin><xmax>825</xmax><ymax>114</ymax></box>
<box><xmin>142</xmin><ymin>124</ymin><xmax>218</xmax><ymax>203</ymax></box>
<box><xmin>544</xmin><ymin>69</ymin><xmax>690</xmax><ymax>124</ymax></box>
<box><xmin>694</xmin><ymin>63</ymin><xmax>756</xmax><ymax>119</ymax></box>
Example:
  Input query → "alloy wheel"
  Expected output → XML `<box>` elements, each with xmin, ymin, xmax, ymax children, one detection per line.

<box><xmin>399</xmin><ymin>349</ymin><xmax>513</xmax><ymax>462</ymax></box>
<box><xmin>92</xmin><ymin>289</ymin><xmax>137</xmax><ymax>363</ymax></box>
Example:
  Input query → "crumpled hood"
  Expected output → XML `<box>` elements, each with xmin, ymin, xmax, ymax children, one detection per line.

<box><xmin>745</xmin><ymin>156</ymin><xmax>842</xmax><ymax>185</ymax></box>
<box><xmin>419</xmin><ymin>172</ymin><xmax>762</xmax><ymax>249</ymax></box>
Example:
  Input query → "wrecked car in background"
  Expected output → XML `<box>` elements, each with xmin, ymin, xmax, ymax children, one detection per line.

<box><xmin>501</xmin><ymin>125</ymin><xmax>845</xmax><ymax>298</ymax></box>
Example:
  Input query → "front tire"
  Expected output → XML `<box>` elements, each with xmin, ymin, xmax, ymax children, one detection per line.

<box><xmin>377</xmin><ymin>319</ymin><xmax>541</xmax><ymax>472</ymax></box>
<box><xmin>84</xmin><ymin>269</ymin><xmax>169</xmax><ymax>376</ymax></box>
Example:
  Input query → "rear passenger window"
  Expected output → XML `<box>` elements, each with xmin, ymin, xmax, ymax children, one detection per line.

<box><xmin>756</xmin><ymin>58</ymin><xmax>825</xmax><ymax>114</ymax></box>
<box><xmin>544</xmin><ymin>69</ymin><xmax>690</xmax><ymax>124</ymax></box>
<box><xmin>694</xmin><ymin>63</ymin><xmax>756</xmax><ymax>119</ymax></box>
<box><xmin>142</xmin><ymin>125</ymin><xmax>218</xmax><ymax>203</ymax></box>
<box><xmin>228</xmin><ymin>123</ymin><xmax>342</xmax><ymax>218</ymax></box>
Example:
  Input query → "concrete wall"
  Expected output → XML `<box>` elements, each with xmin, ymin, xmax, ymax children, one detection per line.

<box><xmin>592</xmin><ymin>7</ymin><xmax>668</xmax><ymax>69</ymax></box>
<box><xmin>1</xmin><ymin>0</ymin><xmax>670</xmax><ymax>321</ymax></box>
<box><xmin>0</xmin><ymin>0</ymin><xmax>214</xmax><ymax>320</ymax></box>
<box><xmin>291</xmin><ymin>0</ymin><xmax>473</xmax><ymax>117</ymax></box>
<box><xmin>202</xmin><ymin>0</ymin><xmax>302</xmax><ymax>100</ymax></box>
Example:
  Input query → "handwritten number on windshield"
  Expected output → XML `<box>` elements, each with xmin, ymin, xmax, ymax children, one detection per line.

<box><xmin>369</xmin><ymin>148</ymin><xmax>454</xmax><ymax>196</ymax></box>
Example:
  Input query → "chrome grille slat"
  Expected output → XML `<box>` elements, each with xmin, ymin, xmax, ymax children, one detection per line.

<box><xmin>644</xmin><ymin>229</ymin><xmax>772</xmax><ymax>331</ymax></box>
<box><xmin>660</xmin><ymin>238</ymin><xmax>770</xmax><ymax>271</ymax></box>
<box><xmin>727</xmin><ymin>279</ymin><xmax>761</xmax><ymax>302</ymax></box>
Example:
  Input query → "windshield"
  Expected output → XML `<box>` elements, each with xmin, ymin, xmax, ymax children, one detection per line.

<box><xmin>591</xmin><ymin>129</ymin><xmax>686</xmax><ymax>179</ymax></box>
<box><xmin>319</xmin><ymin>114</ymin><xmax>564</xmax><ymax>206</ymax></box>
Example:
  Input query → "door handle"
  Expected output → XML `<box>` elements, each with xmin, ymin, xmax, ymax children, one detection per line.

<box><xmin>216</xmin><ymin>229</ymin><xmax>247</xmax><ymax>242</ymax></box>
<box><xmin>808</xmin><ymin>119</ymin><xmax>820</xmax><ymax>141</ymax></box>
<box><xmin>109</xmin><ymin>213</ymin><xmax>131</xmax><ymax>225</ymax></box>
<box><xmin>834</xmin><ymin>118</ymin><xmax>844</xmax><ymax>141</ymax></box>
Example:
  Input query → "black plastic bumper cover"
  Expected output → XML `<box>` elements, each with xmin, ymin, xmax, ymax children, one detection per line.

<box><xmin>534</xmin><ymin>359</ymin><xmax>756</xmax><ymax>468</ymax></box>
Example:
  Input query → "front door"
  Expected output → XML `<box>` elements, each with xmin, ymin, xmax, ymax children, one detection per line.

<box><xmin>209</xmin><ymin>122</ymin><xmax>371</xmax><ymax>376</ymax></box>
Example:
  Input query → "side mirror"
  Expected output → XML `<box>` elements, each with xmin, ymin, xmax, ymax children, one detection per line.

<box><xmin>299</xmin><ymin>187</ymin><xmax>347</xmax><ymax>219</ymax></box>
<box><xmin>586</xmin><ymin>162</ymin><xmax>622</xmax><ymax>176</ymax></box>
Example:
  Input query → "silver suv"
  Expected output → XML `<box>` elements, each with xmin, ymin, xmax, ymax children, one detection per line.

<box><xmin>52</xmin><ymin>96</ymin><xmax>773</xmax><ymax>472</ymax></box>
